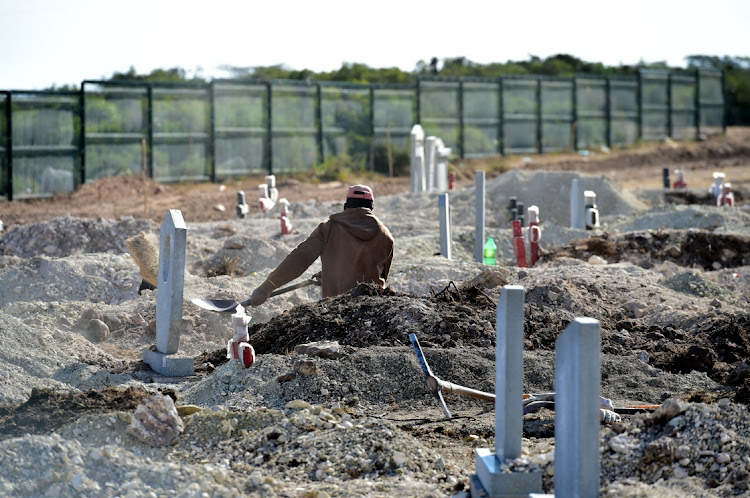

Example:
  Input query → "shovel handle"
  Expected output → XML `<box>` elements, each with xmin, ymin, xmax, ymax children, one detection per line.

<box><xmin>239</xmin><ymin>278</ymin><xmax>321</xmax><ymax>308</ymax></box>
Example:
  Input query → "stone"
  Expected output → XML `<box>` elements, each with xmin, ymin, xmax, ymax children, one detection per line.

<box><xmin>651</xmin><ymin>398</ymin><xmax>688</xmax><ymax>424</ymax></box>
<box><xmin>82</xmin><ymin>319</ymin><xmax>109</xmax><ymax>343</ymax></box>
<box><xmin>127</xmin><ymin>394</ymin><xmax>184</xmax><ymax>446</ymax></box>
<box><xmin>294</xmin><ymin>341</ymin><xmax>342</xmax><ymax>359</ymax></box>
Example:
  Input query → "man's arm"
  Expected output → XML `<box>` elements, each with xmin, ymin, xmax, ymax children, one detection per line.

<box><xmin>250</xmin><ymin>223</ymin><xmax>326</xmax><ymax>306</ymax></box>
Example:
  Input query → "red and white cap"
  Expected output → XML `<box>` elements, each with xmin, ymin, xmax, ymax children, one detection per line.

<box><xmin>347</xmin><ymin>184</ymin><xmax>374</xmax><ymax>201</ymax></box>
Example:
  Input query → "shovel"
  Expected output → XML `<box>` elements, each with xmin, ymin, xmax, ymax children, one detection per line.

<box><xmin>191</xmin><ymin>278</ymin><xmax>321</xmax><ymax>313</ymax></box>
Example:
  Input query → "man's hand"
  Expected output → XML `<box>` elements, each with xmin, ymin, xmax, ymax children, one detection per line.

<box><xmin>249</xmin><ymin>280</ymin><xmax>276</xmax><ymax>307</ymax></box>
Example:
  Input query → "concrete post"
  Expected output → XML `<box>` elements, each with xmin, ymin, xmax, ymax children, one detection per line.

<box><xmin>143</xmin><ymin>209</ymin><xmax>193</xmax><ymax>376</ymax></box>
<box><xmin>425</xmin><ymin>136</ymin><xmax>437</xmax><ymax>192</ymax></box>
<box><xmin>475</xmin><ymin>171</ymin><xmax>486</xmax><ymax>264</ymax></box>
<box><xmin>410</xmin><ymin>125</ymin><xmax>425</xmax><ymax>193</ymax></box>
<box><xmin>555</xmin><ymin>317</ymin><xmax>601</xmax><ymax>498</ymax></box>
<box><xmin>435</xmin><ymin>138</ymin><xmax>451</xmax><ymax>192</ymax></box>
<box><xmin>570</xmin><ymin>178</ymin><xmax>586</xmax><ymax>230</ymax></box>
<box><xmin>473</xmin><ymin>286</ymin><xmax>541</xmax><ymax>497</ymax></box>
<box><xmin>439</xmin><ymin>193</ymin><xmax>451</xmax><ymax>259</ymax></box>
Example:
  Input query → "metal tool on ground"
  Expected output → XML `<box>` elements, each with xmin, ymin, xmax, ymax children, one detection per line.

<box><xmin>192</xmin><ymin>278</ymin><xmax>321</xmax><ymax>313</ymax></box>
<box><xmin>409</xmin><ymin>333</ymin><xmax>659</xmax><ymax>422</ymax></box>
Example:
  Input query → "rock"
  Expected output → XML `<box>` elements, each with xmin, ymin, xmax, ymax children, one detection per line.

<box><xmin>651</xmin><ymin>398</ymin><xmax>688</xmax><ymax>424</ymax></box>
<box><xmin>294</xmin><ymin>340</ymin><xmax>342</xmax><ymax>359</ymax></box>
<box><xmin>587</xmin><ymin>255</ymin><xmax>607</xmax><ymax>265</ymax></box>
<box><xmin>641</xmin><ymin>437</ymin><xmax>675</xmax><ymax>466</ymax></box>
<box><xmin>127</xmin><ymin>394</ymin><xmax>184</xmax><ymax>447</ymax></box>
<box><xmin>294</xmin><ymin>359</ymin><xmax>317</xmax><ymax>376</ymax></box>
<box><xmin>82</xmin><ymin>319</ymin><xmax>110</xmax><ymax>343</ymax></box>
<box><xmin>285</xmin><ymin>399</ymin><xmax>312</xmax><ymax>410</ymax></box>
<box><xmin>609</xmin><ymin>434</ymin><xmax>637</xmax><ymax>454</ymax></box>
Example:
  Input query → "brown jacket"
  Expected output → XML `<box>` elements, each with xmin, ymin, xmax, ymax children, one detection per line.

<box><xmin>265</xmin><ymin>208</ymin><xmax>394</xmax><ymax>298</ymax></box>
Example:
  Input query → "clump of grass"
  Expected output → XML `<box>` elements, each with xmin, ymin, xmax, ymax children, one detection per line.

<box><xmin>205</xmin><ymin>257</ymin><xmax>244</xmax><ymax>278</ymax></box>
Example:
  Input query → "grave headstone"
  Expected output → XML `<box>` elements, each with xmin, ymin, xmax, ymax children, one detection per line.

<box><xmin>555</xmin><ymin>317</ymin><xmax>601</xmax><ymax>497</ymax></box>
<box><xmin>143</xmin><ymin>209</ymin><xmax>193</xmax><ymax>376</ymax></box>
<box><xmin>410</xmin><ymin>125</ymin><xmax>425</xmax><ymax>193</ymax></box>
<box><xmin>472</xmin><ymin>286</ymin><xmax>541</xmax><ymax>497</ymax></box>
<box><xmin>475</xmin><ymin>171</ymin><xmax>486</xmax><ymax>263</ymax></box>
<box><xmin>439</xmin><ymin>193</ymin><xmax>451</xmax><ymax>259</ymax></box>
<box><xmin>435</xmin><ymin>138</ymin><xmax>451</xmax><ymax>191</ymax></box>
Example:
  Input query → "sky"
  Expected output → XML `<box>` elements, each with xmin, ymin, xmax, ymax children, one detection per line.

<box><xmin>1</xmin><ymin>0</ymin><xmax>749</xmax><ymax>90</ymax></box>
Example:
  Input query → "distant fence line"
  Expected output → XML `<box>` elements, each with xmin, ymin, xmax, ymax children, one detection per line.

<box><xmin>0</xmin><ymin>69</ymin><xmax>725</xmax><ymax>200</ymax></box>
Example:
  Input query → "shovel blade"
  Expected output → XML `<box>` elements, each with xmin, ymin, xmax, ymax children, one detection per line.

<box><xmin>191</xmin><ymin>298</ymin><xmax>240</xmax><ymax>313</ymax></box>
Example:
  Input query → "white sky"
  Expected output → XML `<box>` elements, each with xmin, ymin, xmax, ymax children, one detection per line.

<box><xmin>2</xmin><ymin>0</ymin><xmax>749</xmax><ymax>90</ymax></box>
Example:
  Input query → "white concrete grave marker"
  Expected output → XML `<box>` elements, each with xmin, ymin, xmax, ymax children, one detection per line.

<box><xmin>439</xmin><ymin>193</ymin><xmax>451</xmax><ymax>259</ymax></box>
<box><xmin>472</xmin><ymin>285</ymin><xmax>542</xmax><ymax>497</ymax></box>
<box><xmin>143</xmin><ymin>209</ymin><xmax>193</xmax><ymax>376</ymax></box>
<box><xmin>410</xmin><ymin>125</ymin><xmax>425</xmax><ymax>193</ymax></box>
<box><xmin>425</xmin><ymin>136</ymin><xmax>437</xmax><ymax>192</ymax></box>
<box><xmin>555</xmin><ymin>317</ymin><xmax>601</xmax><ymax>498</ymax></box>
<box><xmin>570</xmin><ymin>178</ymin><xmax>586</xmax><ymax>230</ymax></box>
<box><xmin>475</xmin><ymin>171</ymin><xmax>486</xmax><ymax>263</ymax></box>
<box><xmin>435</xmin><ymin>138</ymin><xmax>451</xmax><ymax>192</ymax></box>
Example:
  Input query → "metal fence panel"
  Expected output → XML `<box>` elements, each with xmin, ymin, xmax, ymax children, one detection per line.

<box><xmin>541</xmin><ymin>79</ymin><xmax>573</xmax><ymax>152</ymax></box>
<box><xmin>576</xmin><ymin>78</ymin><xmax>608</xmax><ymax>149</ymax></box>
<box><xmin>10</xmin><ymin>92</ymin><xmax>79</xmax><ymax>199</ymax></box>
<box><xmin>671</xmin><ymin>74</ymin><xmax>697</xmax><ymax>140</ymax></box>
<box><xmin>463</xmin><ymin>81</ymin><xmax>499</xmax><ymax>157</ymax></box>
<box><xmin>83</xmin><ymin>82</ymin><xmax>149</xmax><ymax>181</ymax></box>
<box><xmin>641</xmin><ymin>71</ymin><xmax>669</xmax><ymax>140</ymax></box>
<box><xmin>213</xmin><ymin>81</ymin><xmax>267</xmax><ymax>178</ymax></box>
<box><xmin>503</xmin><ymin>78</ymin><xmax>538</xmax><ymax>154</ymax></box>
<box><xmin>419</xmin><ymin>80</ymin><xmax>460</xmax><ymax>152</ymax></box>
<box><xmin>271</xmin><ymin>83</ymin><xmax>317</xmax><ymax>173</ymax></box>
<box><xmin>610</xmin><ymin>79</ymin><xmax>639</xmax><ymax>146</ymax></box>
<box><xmin>0</xmin><ymin>92</ymin><xmax>8</xmax><ymax>198</ymax></box>
<box><xmin>151</xmin><ymin>85</ymin><xmax>210</xmax><ymax>182</ymax></box>
<box><xmin>321</xmin><ymin>85</ymin><xmax>370</xmax><ymax>166</ymax></box>
<box><xmin>699</xmin><ymin>71</ymin><xmax>724</xmax><ymax>137</ymax></box>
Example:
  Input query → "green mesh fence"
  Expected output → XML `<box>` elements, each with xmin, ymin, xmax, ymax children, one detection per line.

<box><xmin>541</xmin><ymin>80</ymin><xmax>573</xmax><ymax>152</ymax></box>
<box><xmin>213</xmin><ymin>81</ymin><xmax>267</xmax><ymax>177</ymax></box>
<box><xmin>503</xmin><ymin>78</ymin><xmax>538</xmax><ymax>154</ymax></box>
<box><xmin>671</xmin><ymin>73</ymin><xmax>697</xmax><ymax>140</ymax></box>
<box><xmin>271</xmin><ymin>83</ymin><xmax>317</xmax><ymax>173</ymax></box>
<box><xmin>151</xmin><ymin>85</ymin><xmax>210</xmax><ymax>182</ymax></box>
<box><xmin>576</xmin><ymin>78</ymin><xmax>608</xmax><ymax>149</ymax></box>
<box><xmin>419</xmin><ymin>80</ymin><xmax>460</xmax><ymax>153</ymax></box>
<box><xmin>83</xmin><ymin>82</ymin><xmax>149</xmax><ymax>181</ymax></box>
<box><xmin>699</xmin><ymin>71</ymin><xmax>724</xmax><ymax>137</ymax></box>
<box><xmin>1</xmin><ymin>70</ymin><xmax>726</xmax><ymax>193</ymax></box>
<box><xmin>321</xmin><ymin>85</ymin><xmax>370</xmax><ymax>166</ymax></box>
<box><xmin>10</xmin><ymin>91</ymin><xmax>79</xmax><ymax>199</ymax></box>
<box><xmin>0</xmin><ymin>92</ymin><xmax>8</xmax><ymax>198</ymax></box>
<box><xmin>610</xmin><ymin>79</ymin><xmax>639</xmax><ymax>146</ymax></box>
<box><xmin>464</xmin><ymin>81</ymin><xmax>499</xmax><ymax>158</ymax></box>
<box><xmin>641</xmin><ymin>70</ymin><xmax>669</xmax><ymax>140</ymax></box>
<box><xmin>373</xmin><ymin>87</ymin><xmax>414</xmax><ymax>175</ymax></box>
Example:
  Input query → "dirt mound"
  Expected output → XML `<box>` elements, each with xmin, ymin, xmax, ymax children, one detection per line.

<box><xmin>545</xmin><ymin>229</ymin><xmax>750</xmax><ymax>270</ymax></box>
<box><xmin>248</xmin><ymin>282</ymin><xmax>497</xmax><ymax>354</ymax></box>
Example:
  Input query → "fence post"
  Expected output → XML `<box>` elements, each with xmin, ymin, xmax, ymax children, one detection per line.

<box><xmin>265</xmin><ymin>81</ymin><xmax>273</xmax><ymax>175</ymax></box>
<box><xmin>416</xmin><ymin>77</ymin><xmax>422</xmax><ymax>128</ymax></box>
<box><xmin>605</xmin><ymin>77</ymin><xmax>612</xmax><ymax>149</ymax></box>
<box><xmin>637</xmin><ymin>70</ymin><xmax>644</xmax><ymax>141</ymax></box>
<box><xmin>147</xmin><ymin>84</ymin><xmax>154</xmax><ymax>179</ymax></box>
<box><xmin>572</xmin><ymin>76</ymin><xmax>578</xmax><ymax>151</ymax></box>
<box><xmin>499</xmin><ymin>77</ymin><xmax>505</xmax><ymax>156</ymax></box>
<box><xmin>458</xmin><ymin>79</ymin><xmax>465</xmax><ymax>159</ymax></box>
<box><xmin>3</xmin><ymin>92</ymin><xmax>11</xmax><ymax>201</ymax></box>
<box><xmin>78</xmin><ymin>84</ymin><xmax>86</xmax><ymax>187</ymax></box>
<box><xmin>369</xmin><ymin>85</ymin><xmax>375</xmax><ymax>171</ymax></box>
<box><xmin>721</xmin><ymin>70</ymin><xmax>727</xmax><ymax>134</ymax></box>
<box><xmin>208</xmin><ymin>81</ymin><xmax>216</xmax><ymax>183</ymax></box>
<box><xmin>667</xmin><ymin>72</ymin><xmax>673</xmax><ymax>139</ymax></box>
<box><xmin>315</xmin><ymin>83</ymin><xmax>324</xmax><ymax>166</ymax></box>
<box><xmin>536</xmin><ymin>78</ymin><xmax>543</xmax><ymax>153</ymax></box>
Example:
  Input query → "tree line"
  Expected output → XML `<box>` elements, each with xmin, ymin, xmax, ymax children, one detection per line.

<box><xmin>54</xmin><ymin>54</ymin><xmax>750</xmax><ymax>126</ymax></box>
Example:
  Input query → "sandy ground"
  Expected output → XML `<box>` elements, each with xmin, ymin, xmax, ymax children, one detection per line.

<box><xmin>0</xmin><ymin>129</ymin><xmax>749</xmax><ymax>497</ymax></box>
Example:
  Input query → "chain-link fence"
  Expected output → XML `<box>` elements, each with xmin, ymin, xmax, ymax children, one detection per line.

<box><xmin>0</xmin><ymin>69</ymin><xmax>725</xmax><ymax>200</ymax></box>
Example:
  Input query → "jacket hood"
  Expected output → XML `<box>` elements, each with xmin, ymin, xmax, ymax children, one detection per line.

<box><xmin>329</xmin><ymin>208</ymin><xmax>382</xmax><ymax>241</ymax></box>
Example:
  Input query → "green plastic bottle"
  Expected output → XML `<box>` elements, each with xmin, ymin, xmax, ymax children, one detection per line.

<box><xmin>483</xmin><ymin>237</ymin><xmax>497</xmax><ymax>265</ymax></box>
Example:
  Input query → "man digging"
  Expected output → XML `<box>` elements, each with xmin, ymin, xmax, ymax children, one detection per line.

<box><xmin>249</xmin><ymin>184</ymin><xmax>395</xmax><ymax>305</ymax></box>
